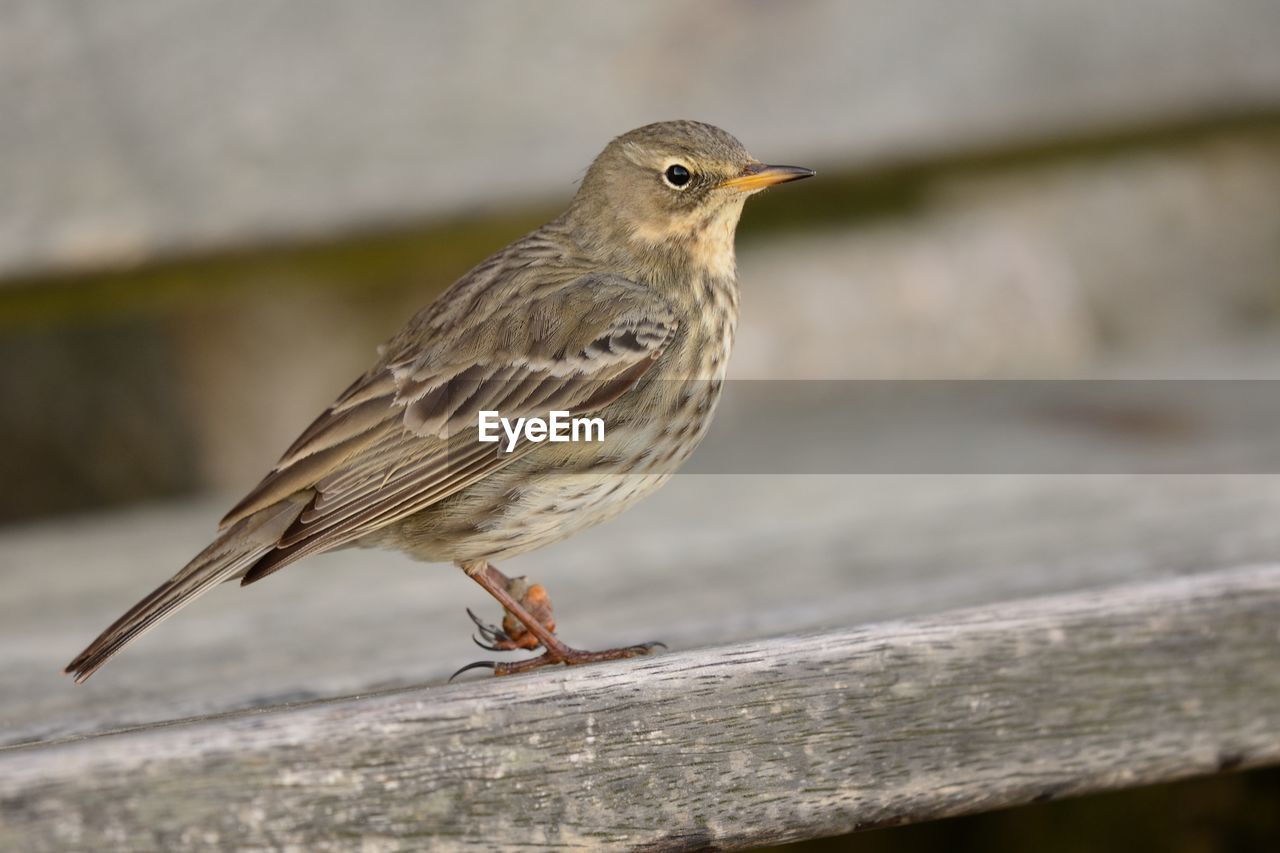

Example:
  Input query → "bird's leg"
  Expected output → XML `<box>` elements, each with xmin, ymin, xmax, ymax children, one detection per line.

<box><xmin>452</xmin><ymin>561</ymin><xmax>665</xmax><ymax>678</ymax></box>
<box><xmin>465</xmin><ymin>565</ymin><xmax>555</xmax><ymax>652</ymax></box>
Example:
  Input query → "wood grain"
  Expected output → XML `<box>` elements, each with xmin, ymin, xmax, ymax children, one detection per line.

<box><xmin>5</xmin><ymin>474</ymin><xmax>1280</xmax><ymax>748</ymax></box>
<box><xmin>9</xmin><ymin>474</ymin><xmax>1280</xmax><ymax>748</ymax></box>
<box><xmin>2</xmin><ymin>565</ymin><xmax>1278</xmax><ymax>851</ymax></box>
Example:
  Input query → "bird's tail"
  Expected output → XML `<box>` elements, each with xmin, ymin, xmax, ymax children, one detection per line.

<box><xmin>64</xmin><ymin>495</ymin><xmax>309</xmax><ymax>683</ymax></box>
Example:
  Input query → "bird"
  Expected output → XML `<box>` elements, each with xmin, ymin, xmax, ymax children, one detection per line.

<box><xmin>65</xmin><ymin>120</ymin><xmax>814</xmax><ymax>683</ymax></box>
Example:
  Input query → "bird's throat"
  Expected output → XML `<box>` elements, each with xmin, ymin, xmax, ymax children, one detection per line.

<box><xmin>628</xmin><ymin>202</ymin><xmax>743</xmax><ymax>282</ymax></box>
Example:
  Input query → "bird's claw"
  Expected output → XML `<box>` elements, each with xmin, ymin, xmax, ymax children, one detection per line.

<box><xmin>467</xmin><ymin>607</ymin><xmax>516</xmax><ymax>651</ymax></box>
<box><xmin>451</xmin><ymin>639</ymin><xmax>667</xmax><ymax>679</ymax></box>
<box><xmin>448</xmin><ymin>659</ymin><xmax>497</xmax><ymax>682</ymax></box>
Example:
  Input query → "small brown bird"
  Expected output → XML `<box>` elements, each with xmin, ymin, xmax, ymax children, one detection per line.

<box><xmin>65</xmin><ymin>120</ymin><xmax>813</xmax><ymax>682</ymax></box>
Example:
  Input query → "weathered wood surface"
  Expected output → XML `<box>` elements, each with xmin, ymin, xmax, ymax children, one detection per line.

<box><xmin>6</xmin><ymin>473</ymin><xmax>1280</xmax><ymax>847</ymax></box>
<box><xmin>2</xmin><ymin>565</ymin><xmax>1277</xmax><ymax>851</ymax></box>
<box><xmin>3</xmin><ymin>0</ymin><xmax>1280</xmax><ymax>279</ymax></box>
<box><xmin>4</xmin><ymin>474</ymin><xmax>1280</xmax><ymax>722</ymax></box>
<box><xmin>7</xmin><ymin>474</ymin><xmax>1280</xmax><ymax>750</ymax></box>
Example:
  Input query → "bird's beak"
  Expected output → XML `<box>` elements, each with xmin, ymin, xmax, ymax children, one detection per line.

<box><xmin>718</xmin><ymin>162</ymin><xmax>816</xmax><ymax>192</ymax></box>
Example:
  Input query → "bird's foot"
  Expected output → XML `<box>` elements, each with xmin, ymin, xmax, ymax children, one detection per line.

<box><xmin>451</xmin><ymin>560</ymin><xmax>663</xmax><ymax>680</ymax></box>
<box><xmin>451</xmin><ymin>641</ymin><xmax>666</xmax><ymax>680</ymax></box>
<box><xmin>465</xmin><ymin>574</ymin><xmax>555</xmax><ymax>651</ymax></box>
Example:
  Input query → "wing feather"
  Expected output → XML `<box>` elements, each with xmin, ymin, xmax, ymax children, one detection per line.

<box><xmin>224</xmin><ymin>274</ymin><xmax>677</xmax><ymax>585</ymax></box>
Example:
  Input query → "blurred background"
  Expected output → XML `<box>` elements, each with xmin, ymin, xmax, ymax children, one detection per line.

<box><xmin>2</xmin><ymin>1</ymin><xmax>1279</xmax><ymax>850</ymax></box>
<box><xmin>5</xmin><ymin>0</ymin><xmax>1280</xmax><ymax>518</ymax></box>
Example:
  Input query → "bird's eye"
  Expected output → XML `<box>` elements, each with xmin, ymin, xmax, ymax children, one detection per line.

<box><xmin>663</xmin><ymin>164</ymin><xmax>692</xmax><ymax>189</ymax></box>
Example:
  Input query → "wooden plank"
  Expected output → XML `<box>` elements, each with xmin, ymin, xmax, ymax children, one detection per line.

<box><xmin>8</xmin><ymin>474</ymin><xmax>1280</xmax><ymax>749</ymax></box>
<box><xmin>3</xmin><ymin>0</ymin><xmax>1280</xmax><ymax>279</ymax></box>
<box><xmin>2</xmin><ymin>565</ymin><xmax>1277</xmax><ymax>851</ymax></box>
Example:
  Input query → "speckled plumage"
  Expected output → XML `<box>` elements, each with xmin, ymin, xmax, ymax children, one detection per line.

<box><xmin>66</xmin><ymin>121</ymin><xmax>812</xmax><ymax>681</ymax></box>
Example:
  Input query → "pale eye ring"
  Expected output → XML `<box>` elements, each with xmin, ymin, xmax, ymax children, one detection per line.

<box><xmin>663</xmin><ymin>163</ymin><xmax>692</xmax><ymax>189</ymax></box>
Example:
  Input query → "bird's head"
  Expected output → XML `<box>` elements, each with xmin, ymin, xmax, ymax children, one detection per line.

<box><xmin>569</xmin><ymin>121</ymin><xmax>813</xmax><ymax>277</ymax></box>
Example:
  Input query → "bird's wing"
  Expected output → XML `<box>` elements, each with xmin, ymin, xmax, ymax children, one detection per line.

<box><xmin>224</xmin><ymin>274</ymin><xmax>678</xmax><ymax>583</ymax></box>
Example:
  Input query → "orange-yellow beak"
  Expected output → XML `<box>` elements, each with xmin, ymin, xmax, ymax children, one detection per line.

<box><xmin>717</xmin><ymin>162</ymin><xmax>816</xmax><ymax>192</ymax></box>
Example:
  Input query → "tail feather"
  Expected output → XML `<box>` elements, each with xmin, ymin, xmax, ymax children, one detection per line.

<box><xmin>64</xmin><ymin>495</ymin><xmax>309</xmax><ymax>683</ymax></box>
